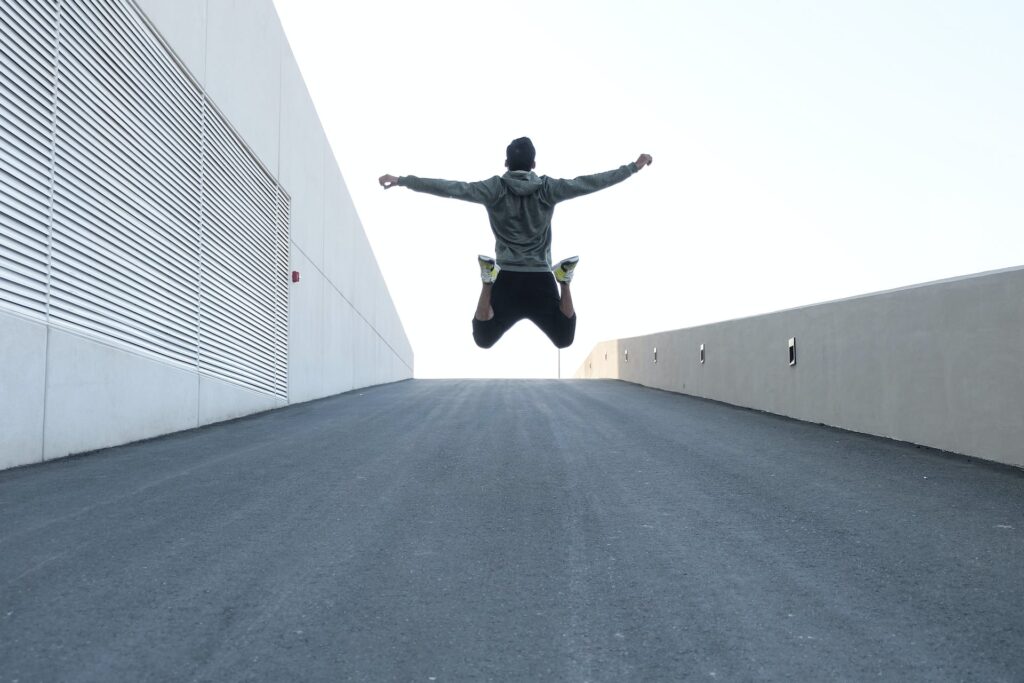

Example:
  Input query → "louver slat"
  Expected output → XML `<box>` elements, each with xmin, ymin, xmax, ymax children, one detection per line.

<box><xmin>0</xmin><ymin>0</ymin><xmax>56</xmax><ymax>318</ymax></box>
<box><xmin>274</xmin><ymin>191</ymin><xmax>291</xmax><ymax>396</ymax></box>
<box><xmin>200</xmin><ymin>105</ymin><xmax>287</xmax><ymax>396</ymax></box>
<box><xmin>1</xmin><ymin>0</ymin><xmax>291</xmax><ymax>398</ymax></box>
<box><xmin>49</xmin><ymin>0</ymin><xmax>202</xmax><ymax>367</ymax></box>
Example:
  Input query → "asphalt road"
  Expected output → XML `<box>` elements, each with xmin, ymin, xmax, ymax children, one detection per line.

<box><xmin>1</xmin><ymin>379</ymin><xmax>1023</xmax><ymax>681</ymax></box>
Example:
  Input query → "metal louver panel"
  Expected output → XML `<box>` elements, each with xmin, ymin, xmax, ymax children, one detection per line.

<box><xmin>0</xmin><ymin>0</ymin><xmax>57</xmax><ymax>319</ymax></box>
<box><xmin>1</xmin><ymin>0</ymin><xmax>291</xmax><ymax>398</ymax></box>
<box><xmin>199</xmin><ymin>110</ymin><xmax>287</xmax><ymax>395</ymax></box>
<box><xmin>49</xmin><ymin>0</ymin><xmax>202</xmax><ymax>367</ymax></box>
<box><xmin>274</xmin><ymin>189</ymin><xmax>291</xmax><ymax>397</ymax></box>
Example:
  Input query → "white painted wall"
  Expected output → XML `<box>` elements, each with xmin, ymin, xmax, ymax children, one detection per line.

<box><xmin>577</xmin><ymin>267</ymin><xmax>1024</xmax><ymax>469</ymax></box>
<box><xmin>0</xmin><ymin>311</ymin><xmax>47</xmax><ymax>470</ymax></box>
<box><xmin>0</xmin><ymin>0</ymin><xmax>412</xmax><ymax>470</ymax></box>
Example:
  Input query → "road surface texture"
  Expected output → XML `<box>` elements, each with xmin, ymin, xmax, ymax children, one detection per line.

<box><xmin>2</xmin><ymin>379</ymin><xmax>1023</xmax><ymax>681</ymax></box>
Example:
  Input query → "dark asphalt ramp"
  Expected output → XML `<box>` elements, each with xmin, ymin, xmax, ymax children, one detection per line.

<box><xmin>1</xmin><ymin>379</ymin><xmax>1022</xmax><ymax>681</ymax></box>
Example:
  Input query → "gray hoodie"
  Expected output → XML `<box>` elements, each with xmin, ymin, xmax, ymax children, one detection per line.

<box><xmin>398</xmin><ymin>162</ymin><xmax>639</xmax><ymax>272</ymax></box>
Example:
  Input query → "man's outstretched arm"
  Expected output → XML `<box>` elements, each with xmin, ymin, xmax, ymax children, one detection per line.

<box><xmin>546</xmin><ymin>153</ymin><xmax>653</xmax><ymax>204</ymax></box>
<box><xmin>378</xmin><ymin>173</ymin><xmax>500</xmax><ymax>205</ymax></box>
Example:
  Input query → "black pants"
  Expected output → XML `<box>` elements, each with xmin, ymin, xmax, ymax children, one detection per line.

<box><xmin>472</xmin><ymin>271</ymin><xmax>576</xmax><ymax>349</ymax></box>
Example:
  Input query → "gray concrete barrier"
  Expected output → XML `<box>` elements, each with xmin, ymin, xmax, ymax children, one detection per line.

<box><xmin>577</xmin><ymin>267</ymin><xmax>1024</xmax><ymax>468</ymax></box>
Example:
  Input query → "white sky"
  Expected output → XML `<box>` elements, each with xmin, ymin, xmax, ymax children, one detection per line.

<box><xmin>272</xmin><ymin>0</ymin><xmax>1024</xmax><ymax>379</ymax></box>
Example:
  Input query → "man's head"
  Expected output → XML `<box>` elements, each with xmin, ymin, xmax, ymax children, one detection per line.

<box><xmin>505</xmin><ymin>137</ymin><xmax>536</xmax><ymax>172</ymax></box>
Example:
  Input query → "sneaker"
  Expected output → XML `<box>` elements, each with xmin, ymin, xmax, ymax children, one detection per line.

<box><xmin>553</xmin><ymin>255</ymin><xmax>579</xmax><ymax>284</ymax></box>
<box><xmin>478</xmin><ymin>255</ymin><xmax>499</xmax><ymax>284</ymax></box>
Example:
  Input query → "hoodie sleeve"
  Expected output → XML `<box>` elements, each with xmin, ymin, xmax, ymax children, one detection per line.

<box><xmin>544</xmin><ymin>163</ymin><xmax>638</xmax><ymax>204</ymax></box>
<box><xmin>398</xmin><ymin>175</ymin><xmax>502</xmax><ymax>205</ymax></box>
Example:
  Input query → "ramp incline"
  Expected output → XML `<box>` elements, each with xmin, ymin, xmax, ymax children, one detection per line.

<box><xmin>1</xmin><ymin>379</ymin><xmax>1022</xmax><ymax>680</ymax></box>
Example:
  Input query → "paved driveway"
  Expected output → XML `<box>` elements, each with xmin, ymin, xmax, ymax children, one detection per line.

<box><xmin>2</xmin><ymin>379</ymin><xmax>1022</xmax><ymax>681</ymax></box>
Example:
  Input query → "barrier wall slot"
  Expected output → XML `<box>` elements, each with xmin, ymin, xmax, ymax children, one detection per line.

<box><xmin>653</xmin><ymin>347</ymin><xmax>658</xmax><ymax>364</ymax></box>
<box><xmin>699</xmin><ymin>344</ymin><xmax>705</xmax><ymax>364</ymax></box>
<box><xmin>788</xmin><ymin>337</ymin><xmax>796</xmax><ymax>366</ymax></box>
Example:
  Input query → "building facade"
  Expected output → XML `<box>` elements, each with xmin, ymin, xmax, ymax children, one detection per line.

<box><xmin>0</xmin><ymin>0</ymin><xmax>412</xmax><ymax>469</ymax></box>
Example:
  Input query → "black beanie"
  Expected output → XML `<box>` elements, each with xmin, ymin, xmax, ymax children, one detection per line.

<box><xmin>506</xmin><ymin>137</ymin><xmax>536</xmax><ymax>171</ymax></box>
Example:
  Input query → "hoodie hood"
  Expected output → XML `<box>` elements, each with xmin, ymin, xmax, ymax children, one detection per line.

<box><xmin>501</xmin><ymin>170</ymin><xmax>544</xmax><ymax>197</ymax></box>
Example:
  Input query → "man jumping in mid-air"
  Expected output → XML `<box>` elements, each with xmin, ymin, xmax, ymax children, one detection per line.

<box><xmin>379</xmin><ymin>137</ymin><xmax>652</xmax><ymax>349</ymax></box>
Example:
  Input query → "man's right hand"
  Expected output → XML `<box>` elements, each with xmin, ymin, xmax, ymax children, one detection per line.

<box><xmin>379</xmin><ymin>174</ymin><xmax>399</xmax><ymax>189</ymax></box>
<box><xmin>635</xmin><ymin>154</ymin><xmax>653</xmax><ymax>170</ymax></box>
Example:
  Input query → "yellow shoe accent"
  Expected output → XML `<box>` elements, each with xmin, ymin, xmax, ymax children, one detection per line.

<box><xmin>554</xmin><ymin>256</ymin><xmax>579</xmax><ymax>284</ymax></box>
<box><xmin>478</xmin><ymin>255</ymin><xmax>499</xmax><ymax>284</ymax></box>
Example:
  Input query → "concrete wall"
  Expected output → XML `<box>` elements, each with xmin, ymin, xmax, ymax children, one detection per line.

<box><xmin>0</xmin><ymin>0</ymin><xmax>412</xmax><ymax>471</ymax></box>
<box><xmin>577</xmin><ymin>267</ymin><xmax>1024</xmax><ymax>469</ymax></box>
